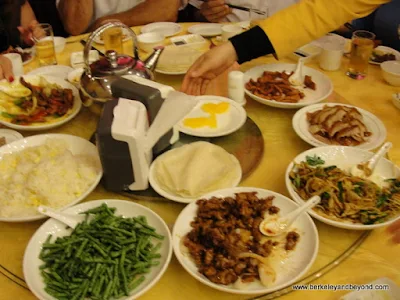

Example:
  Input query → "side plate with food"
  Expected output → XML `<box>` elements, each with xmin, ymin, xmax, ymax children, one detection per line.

<box><xmin>0</xmin><ymin>75</ymin><xmax>81</xmax><ymax>131</ymax></box>
<box><xmin>292</xmin><ymin>103</ymin><xmax>386</xmax><ymax>150</ymax></box>
<box><xmin>173</xmin><ymin>187</ymin><xmax>319</xmax><ymax>294</ymax></box>
<box><xmin>285</xmin><ymin>146</ymin><xmax>400</xmax><ymax>230</ymax></box>
<box><xmin>243</xmin><ymin>63</ymin><xmax>333</xmax><ymax>109</ymax></box>
<box><xmin>370</xmin><ymin>46</ymin><xmax>400</xmax><ymax>65</ymax></box>
<box><xmin>0</xmin><ymin>134</ymin><xmax>102</xmax><ymax>222</ymax></box>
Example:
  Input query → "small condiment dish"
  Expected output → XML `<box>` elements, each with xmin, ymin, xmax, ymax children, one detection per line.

<box><xmin>53</xmin><ymin>36</ymin><xmax>66</xmax><ymax>53</ymax></box>
<box><xmin>381</xmin><ymin>60</ymin><xmax>400</xmax><ymax>86</ymax></box>
<box><xmin>137</xmin><ymin>32</ymin><xmax>165</xmax><ymax>53</ymax></box>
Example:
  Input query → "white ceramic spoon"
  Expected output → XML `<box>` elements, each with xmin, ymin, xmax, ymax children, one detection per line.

<box><xmin>350</xmin><ymin>142</ymin><xmax>392</xmax><ymax>178</ymax></box>
<box><xmin>38</xmin><ymin>206</ymin><xmax>84</xmax><ymax>228</ymax></box>
<box><xmin>288</xmin><ymin>58</ymin><xmax>305</xmax><ymax>86</ymax></box>
<box><xmin>259</xmin><ymin>195</ymin><xmax>321</xmax><ymax>237</ymax></box>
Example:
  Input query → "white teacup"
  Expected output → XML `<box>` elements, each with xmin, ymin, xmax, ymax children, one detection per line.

<box><xmin>221</xmin><ymin>24</ymin><xmax>243</xmax><ymax>42</ymax></box>
<box><xmin>3</xmin><ymin>53</ymin><xmax>24</xmax><ymax>77</ymax></box>
<box><xmin>318</xmin><ymin>34</ymin><xmax>346</xmax><ymax>71</ymax></box>
<box><xmin>137</xmin><ymin>32</ymin><xmax>165</xmax><ymax>53</ymax></box>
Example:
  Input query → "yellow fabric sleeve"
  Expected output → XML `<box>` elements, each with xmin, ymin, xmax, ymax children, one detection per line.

<box><xmin>253</xmin><ymin>0</ymin><xmax>391</xmax><ymax>58</ymax></box>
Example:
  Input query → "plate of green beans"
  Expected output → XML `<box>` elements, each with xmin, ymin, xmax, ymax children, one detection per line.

<box><xmin>23</xmin><ymin>200</ymin><xmax>172</xmax><ymax>300</ymax></box>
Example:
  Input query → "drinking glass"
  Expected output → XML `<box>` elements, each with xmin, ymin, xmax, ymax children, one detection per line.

<box><xmin>33</xmin><ymin>23</ymin><xmax>57</xmax><ymax>66</ymax></box>
<box><xmin>100</xmin><ymin>20</ymin><xmax>124</xmax><ymax>54</ymax></box>
<box><xmin>346</xmin><ymin>30</ymin><xmax>375</xmax><ymax>80</ymax></box>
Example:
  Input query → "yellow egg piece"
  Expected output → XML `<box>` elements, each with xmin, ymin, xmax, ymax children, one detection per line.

<box><xmin>201</xmin><ymin>102</ymin><xmax>230</xmax><ymax>114</ymax></box>
<box><xmin>183</xmin><ymin>114</ymin><xmax>217</xmax><ymax>129</ymax></box>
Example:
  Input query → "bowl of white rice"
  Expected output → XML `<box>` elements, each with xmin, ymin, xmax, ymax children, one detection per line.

<box><xmin>0</xmin><ymin>134</ymin><xmax>103</xmax><ymax>222</ymax></box>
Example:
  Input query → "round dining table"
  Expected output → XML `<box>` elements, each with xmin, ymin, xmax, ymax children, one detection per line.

<box><xmin>1</xmin><ymin>23</ymin><xmax>399</xmax><ymax>300</ymax></box>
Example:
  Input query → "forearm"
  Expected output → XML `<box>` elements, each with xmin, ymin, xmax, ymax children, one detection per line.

<box><xmin>231</xmin><ymin>0</ymin><xmax>391</xmax><ymax>61</ymax></box>
<box><xmin>95</xmin><ymin>0</ymin><xmax>180</xmax><ymax>28</ymax></box>
<box><xmin>20</xmin><ymin>1</ymin><xmax>37</xmax><ymax>27</ymax></box>
<box><xmin>58</xmin><ymin>0</ymin><xmax>93</xmax><ymax>35</ymax></box>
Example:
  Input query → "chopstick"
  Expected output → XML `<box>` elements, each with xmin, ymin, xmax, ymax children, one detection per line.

<box><xmin>80</xmin><ymin>40</ymin><xmax>105</xmax><ymax>57</ymax></box>
<box><xmin>198</xmin><ymin>0</ymin><xmax>267</xmax><ymax>16</ymax></box>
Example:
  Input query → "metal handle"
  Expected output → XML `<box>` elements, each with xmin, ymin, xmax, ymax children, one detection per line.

<box><xmin>83</xmin><ymin>21</ymin><xmax>139</xmax><ymax>76</ymax></box>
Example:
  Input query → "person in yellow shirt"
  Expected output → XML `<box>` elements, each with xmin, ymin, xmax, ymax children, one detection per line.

<box><xmin>181</xmin><ymin>0</ymin><xmax>392</xmax><ymax>95</ymax></box>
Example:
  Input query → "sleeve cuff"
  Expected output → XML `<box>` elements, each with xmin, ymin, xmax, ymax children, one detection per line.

<box><xmin>229</xmin><ymin>26</ymin><xmax>275</xmax><ymax>64</ymax></box>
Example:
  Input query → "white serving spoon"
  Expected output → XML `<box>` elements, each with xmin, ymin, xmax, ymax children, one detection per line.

<box><xmin>38</xmin><ymin>206</ymin><xmax>84</xmax><ymax>228</ymax></box>
<box><xmin>259</xmin><ymin>196</ymin><xmax>321</xmax><ymax>237</ymax></box>
<box><xmin>288</xmin><ymin>58</ymin><xmax>305</xmax><ymax>86</ymax></box>
<box><xmin>350</xmin><ymin>142</ymin><xmax>392</xmax><ymax>178</ymax></box>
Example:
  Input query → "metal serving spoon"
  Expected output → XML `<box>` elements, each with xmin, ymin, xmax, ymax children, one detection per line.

<box><xmin>38</xmin><ymin>206</ymin><xmax>84</xmax><ymax>228</ymax></box>
<box><xmin>259</xmin><ymin>196</ymin><xmax>320</xmax><ymax>237</ymax></box>
<box><xmin>350</xmin><ymin>142</ymin><xmax>392</xmax><ymax>178</ymax></box>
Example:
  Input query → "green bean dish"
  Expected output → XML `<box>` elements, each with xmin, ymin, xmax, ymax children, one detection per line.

<box><xmin>39</xmin><ymin>203</ymin><xmax>164</xmax><ymax>300</ymax></box>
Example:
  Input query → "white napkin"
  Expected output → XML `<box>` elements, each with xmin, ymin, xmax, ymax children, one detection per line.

<box><xmin>144</xmin><ymin>91</ymin><xmax>198</xmax><ymax>151</ymax></box>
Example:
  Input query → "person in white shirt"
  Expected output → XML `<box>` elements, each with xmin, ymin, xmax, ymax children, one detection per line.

<box><xmin>189</xmin><ymin>0</ymin><xmax>298</xmax><ymax>22</ymax></box>
<box><xmin>57</xmin><ymin>0</ymin><xmax>181</xmax><ymax>36</ymax></box>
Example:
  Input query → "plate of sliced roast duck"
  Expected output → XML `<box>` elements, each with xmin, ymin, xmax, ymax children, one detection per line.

<box><xmin>292</xmin><ymin>103</ymin><xmax>387</xmax><ymax>150</ymax></box>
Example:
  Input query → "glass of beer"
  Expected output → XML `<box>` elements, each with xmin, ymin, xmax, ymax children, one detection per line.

<box><xmin>33</xmin><ymin>23</ymin><xmax>57</xmax><ymax>66</ymax></box>
<box><xmin>346</xmin><ymin>30</ymin><xmax>375</xmax><ymax>80</ymax></box>
<box><xmin>101</xmin><ymin>21</ymin><xmax>124</xmax><ymax>54</ymax></box>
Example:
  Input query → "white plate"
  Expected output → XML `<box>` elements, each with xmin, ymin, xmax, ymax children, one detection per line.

<box><xmin>148</xmin><ymin>145</ymin><xmax>242</xmax><ymax>204</ymax></box>
<box><xmin>292</xmin><ymin>103</ymin><xmax>387</xmax><ymax>150</ymax></box>
<box><xmin>0</xmin><ymin>129</ymin><xmax>23</xmax><ymax>145</ymax></box>
<box><xmin>176</xmin><ymin>96</ymin><xmax>247</xmax><ymax>137</ymax></box>
<box><xmin>0</xmin><ymin>75</ymin><xmax>82</xmax><ymax>131</ymax></box>
<box><xmin>0</xmin><ymin>133</ymin><xmax>102</xmax><ymax>222</ymax></box>
<box><xmin>70</xmin><ymin>50</ymin><xmax>100</xmax><ymax>69</ymax></box>
<box><xmin>155</xmin><ymin>69</ymin><xmax>186</xmax><ymax>75</ymax></box>
<box><xmin>188</xmin><ymin>24</ymin><xmax>222</xmax><ymax>37</ymax></box>
<box><xmin>23</xmin><ymin>199</ymin><xmax>172</xmax><ymax>300</ymax></box>
<box><xmin>67</xmin><ymin>67</ymin><xmax>84</xmax><ymax>88</ymax></box>
<box><xmin>285</xmin><ymin>146</ymin><xmax>400</xmax><ymax>230</ymax></box>
<box><xmin>340</xmin><ymin>277</ymin><xmax>400</xmax><ymax>300</ymax></box>
<box><xmin>173</xmin><ymin>187</ymin><xmax>319</xmax><ymax>294</ymax></box>
<box><xmin>243</xmin><ymin>63</ymin><xmax>333</xmax><ymax>109</ymax></box>
<box><xmin>369</xmin><ymin>46</ymin><xmax>400</xmax><ymax>65</ymax></box>
<box><xmin>93</xmin><ymin>27</ymin><xmax>131</xmax><ymax>44</ymax></box>
<box><xmin>27</xmin><ymin>65</ymin><xmax>74</xmax><ymax>80</ymax></box>
<box><xmin>141</xmin><ymin>22</ymin><xmax>182</xmax><ymax>37</ymax></box>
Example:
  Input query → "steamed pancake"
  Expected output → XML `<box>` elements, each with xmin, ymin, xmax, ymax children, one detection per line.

<box><xmin>156</xmin><ymin>45</ymin><xmax>205</xmax><ymax>73</ymax></box>
<box><xmin>153</xmin><ymin>141</ymin><xmax>241</xmax><ymax>198</ymax></box>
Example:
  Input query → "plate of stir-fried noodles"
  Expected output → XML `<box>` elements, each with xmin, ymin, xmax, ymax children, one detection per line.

<box><xmin>285</xmin><ymin>146</ymin><xmax>400</xmax><ymax>230</ymax></box>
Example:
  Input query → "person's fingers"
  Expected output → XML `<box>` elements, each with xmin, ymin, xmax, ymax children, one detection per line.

<box><xmin>204</xmin><ymin>7</ymin><xmax>231</xmax><ymax>22</ymax></box>
<box><xmin>200</xmin><ymin>79</ymin><xmax>210</xmax><ymax>95</ymax></box>
<box><xmin>194</xmin><ymin>78</ymin><xmax>203</xmax><ymax>96</ymax></box>
<box><xmin>205</xmin><ymin>0</ymin><xmax>226</xmax><ymax>8</ymax></box>
<box><xmin>0</xmin><ymin>56</ymin><xmax>14</xmax><ymax>82</ymax></box>
<box><xmin>387</xmin><ymin>219</ymin><xmax>400</xmax><ymax>233</ymax></box>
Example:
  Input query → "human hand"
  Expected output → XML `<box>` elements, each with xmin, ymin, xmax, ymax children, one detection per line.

<box><xmin>200</xmin><ymin>0</ymin><xmax>232</xmax><ymax>23</ymax></box>
<box><xmin>0</xmin><ymin>55</ymin><xmax>14</xmax><ymax>82</ymax></box>
<box><xmin>18</xmin><ymin>20</ymin><xmax>42</xmax><ymax>46</ymax></box>
<box><xmin>181</xmin><ymin>42</ymin><xmax>238</xmax><ymax>95</ymax></box>
<box><xmin>387</xmin><ymin>219</ymin><xmax>400</xmax><ymax>244</ymax></box>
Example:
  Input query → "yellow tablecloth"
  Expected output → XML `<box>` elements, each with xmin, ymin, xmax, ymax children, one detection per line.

<box><xmin>1</xmin><ymin>23</ymin><xmax>399</xmax><ymax>300</ymax></box>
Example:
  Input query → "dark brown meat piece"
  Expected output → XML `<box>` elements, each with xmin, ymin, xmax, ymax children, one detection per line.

<box><xmin>285</xmin><ymin>231</ymin><xmax>300</xmax><ymax>250</ymax></box>
<box><xmin>304</xmin><ymin>75</ymin><xmax>316</xmax><ymax>90</ymax></box>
